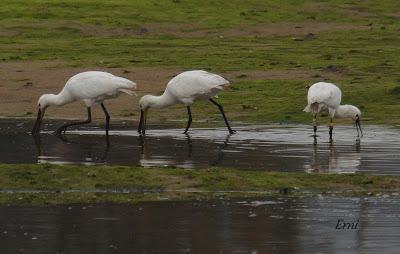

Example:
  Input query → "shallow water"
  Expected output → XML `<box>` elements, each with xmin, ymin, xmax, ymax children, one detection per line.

<box><xmin>0</xmin><ymin>196</ymin><xmax>399</xmax><ymax>253</ymax></box>
<box><xmin>1</xmin><ymin>119</ymin><xmax>400</xmax><ymax>174</ymax></box>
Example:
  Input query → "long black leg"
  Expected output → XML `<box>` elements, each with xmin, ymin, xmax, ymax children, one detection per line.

<box><xmin>209</xmin><ymin>98</ymin><xmax>235</xmax><ymax>134</ymax></box>
<box><xmin>313</xmin><ymin>114</ymin><xmax>317</xmax><ymax>136</ymax></box>
<box><xmin>101</xmin><ymin>103</ymin><xmax>110</xmax><ymax>135</ymax></box>
<box><xmin>184</xmin><ymin>106</ymin><xmax>192</xmax><ymax>134</ymax></box>
<box><xmin>138</xmin><ymin>110</ymin><xmax>144</xmax><ymax>134</ymax></box>
<box><xmin>329</xmin><ymin>117</ymin><xmax>333</xmax><ymax>141</ymax></box>
<box><xmin>55</xmin><ymin>107</ymin><xmax>92</xmax><ymax>136</ymax></box>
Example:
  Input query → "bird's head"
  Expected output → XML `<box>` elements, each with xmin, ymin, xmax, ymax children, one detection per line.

<box><xmin>32</xmin><ymin>94</ymin><xmax>54</xmax><ymax>134</ymax></box>
<box><xmin>37</xmin><ymin>94</ymin><xmax>53</xmax><ymax>110</ymax></box>
<box><xmin>139</xmin><ymin>95</ymin><xmax>152</xmax><ymax>111</ymax></box>
<box><xmin>336</xmin><ymin>105</ymin><xmax>361</xmax><ymax>121</ymax></box>
<box><xmin>336</xmin><ymin>105</ymin><xmax>363</xmax><ymax>137</ymax></box>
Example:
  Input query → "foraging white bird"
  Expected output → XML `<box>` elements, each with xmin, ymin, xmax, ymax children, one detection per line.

<box><xmin>303</xmin><ymin>82</ymin><xmax>362</xmax><ymax>139</ymax></box>
<box><xmin>138</xmin><ymin>70</ymin><xmax>235</xmax><ymax>134</ymax></box>
<box><xmin>32</xmin><ymin>71</ymin><xmax>136</xmax><ymax>135</ymax></box>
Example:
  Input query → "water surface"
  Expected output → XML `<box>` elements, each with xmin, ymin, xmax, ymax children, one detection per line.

<box><xmin>1</xmin><ymin>119</ymin><xmax>400</xmax><ymax>174</ymax></box>
<box><xmin>0</xmin><ymin>196</ymin><xmax>399</xmax><ymax>253</ymax></box>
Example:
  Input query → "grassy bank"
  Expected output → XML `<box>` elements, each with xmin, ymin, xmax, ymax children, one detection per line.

<box><xmin>0</xmin><ymin>164</ymin><xmax>399</xmax><ymax>204</ymax></box>
<box><xmin>1</xmin><ymin>0</ymin><xmax>400</xmax><ymax>124</ymax></box>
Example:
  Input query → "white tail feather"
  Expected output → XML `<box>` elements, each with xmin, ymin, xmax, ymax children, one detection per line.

<box><xmin>304</xmin><ymin>103</ymin><xmax>321</xmax><ymax>114</ymax></box>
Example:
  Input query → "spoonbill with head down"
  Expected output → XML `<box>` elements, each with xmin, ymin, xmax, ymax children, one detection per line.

<box><xmin>138</xmin><ymin>70</ymin><xmax>235</xmax><ymax>134</ymax></box>
<box><xmin>303</xmin><ymin>82</ymin><xmax>362</xmax><ymax>139</ymax></box>
<box><xmin>32</xmin><ymin>71</ymin><xmax>136</xmax><ymax>135</ymax></box>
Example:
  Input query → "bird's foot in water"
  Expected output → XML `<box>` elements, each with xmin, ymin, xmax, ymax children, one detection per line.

<box><xmin>54</xmin><ymin>131</ymin><xmax>63</xmax><ymax>137</ymax></box>
<box><xmin>54</xmin><ymin>127</ymin><xmax>66</xmax><ymax>136</ymax></box>
<box><xmin>229</xmin><ymin>129</ymin><xmax>237</xmax><ymax>135</ymax></box>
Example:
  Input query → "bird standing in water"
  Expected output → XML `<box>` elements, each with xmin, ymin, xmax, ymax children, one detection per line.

<box><xmin>304</xmin><ymin>82</ymin><xmax>362</xmax><ymax>140</ymax></box>
<box><xmin>32</xmin><ymin>71</ymin><xmax>136</xmax><ymax>135</ymax></box>
<box><xmin>138</xmin><ymin>70</ymin><xmax>235</xmax><ymax>134</ymax></box>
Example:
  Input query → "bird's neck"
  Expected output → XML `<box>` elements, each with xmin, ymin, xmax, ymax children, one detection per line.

<box><xmin>148</xmin><ymin>92</ymin><xmax>177</xmax><ymax>109</ymax></box>
<box><xmin>48</xmin><ymin>92</ymin><xmax>73</xmax><ymax>106</ymax></box>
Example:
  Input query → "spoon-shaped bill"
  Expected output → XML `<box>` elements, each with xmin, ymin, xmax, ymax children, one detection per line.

<box><xmin>32</xmin><ymin>108</ymin><xmax>44</xmax><ymax>134</ymax></box>
<box><xmin>138</xmin><ymin>109</ymin><xmax>144</xmax><ymax>134</ymax></box>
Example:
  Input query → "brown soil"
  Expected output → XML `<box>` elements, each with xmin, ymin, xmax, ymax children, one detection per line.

<box><xmin>97</xmin><ymin>21</ymin><xmax>368</xmax><ymax>38</ymax></box>
<box><xmin>0</xmin><ymin>61</ymin><xmax>180</xmax><ymax>120</ymax></box>
<box><xmin>0</xmin><ymin>28</ymin><xmax>19</xmax><ymax>37</ymax></box>
<box><xmin>3</xmin><ymin>21</ymin><xmax>368</xmax><ymax>38</ymax></box>
<box><xmin>225</xmin><ymin>69</ymin><xmax>343</xmax><ymax>81</ymax></box>
<box><xmin>211</xmin><ymin>22</ymin><xmax>368</xmax><ymax>38</ymax></box>
<box><xmin>0</xmin><ymin>61</ymin><xmax>344</xmax><ymax>120</ymax></box>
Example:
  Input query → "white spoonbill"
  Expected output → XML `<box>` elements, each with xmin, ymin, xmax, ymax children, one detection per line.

<box><xmin>32</xmin><ymin>71</ymin><xmax>136</xmax><ymax>135</ymax></box>
<box><xmin>303</xmin><ymin>82</ymin><xmax>362</xmax><ymax>139</ymax></box>
<box><xmin>138</xmin><ymin>70</ymin><xmax>235</xmax><ymax>134</ymax></box>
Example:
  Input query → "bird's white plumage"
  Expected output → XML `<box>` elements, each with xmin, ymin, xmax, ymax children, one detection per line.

<box><xmin>33</xmin><ymin>71</ymin><xmax>137</xmax><ymax>134</ymax></box>
<box><xmin>139</xmin><ymin>70</ymin><xmax>230</xmax><ymax>109</ymax></box>
<box><xmin>165</xmin><ymin>70</ymin><xmax>230</xmax><ymax>105</ymax></box>
<box><xmin>303</xmin><ymin>81</ymin><xmax>363</xmax><ymax>138</ymax></box>
<box><xmin>138</xmin><ymin>70</ymin><xmax>235</xmax><ymax>134</ymax></box>
<box><xmin>304</xmin><ymin>82</ymin><xmax>342</xmax><ymax>117</ymax></box>
<box><xmin>335</xmin><ymin>104</ymin><xmax>361</xmax><ymax>119</ymax></box>
<box><xmin>58</xmin><ymin>71</ymin><xmax>136</xmax><ymax>106</ymax></box>
<box><xmin>137</xmin><ymin>70</ymin><xmax>236</xmax><ymax>134</ymax></box>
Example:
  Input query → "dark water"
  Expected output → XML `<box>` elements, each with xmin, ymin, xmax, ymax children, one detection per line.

<box><xmin>1</xmin><ymin>119</ymin><xmax>400</xmax><ymax>174</ymax></box>
<box><xmin>0</xmin><ymin>196</ymin><xmax>399</xmax><ymax>253</ymax></box>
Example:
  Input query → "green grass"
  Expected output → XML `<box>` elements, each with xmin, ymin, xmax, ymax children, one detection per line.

<box><xmin>1</xmin><ymin>1</ymin><xmax>400</xmax><ymax>124</ymax></box>
<box><xmin>1</xmin><ymin>0</ymin><xmax>396</xmax><ymax>27</ymax></box>
<box><xmin>0</xmin><ymin>163</ymin><xmax>399</xmax><ymax>204</ymax></box>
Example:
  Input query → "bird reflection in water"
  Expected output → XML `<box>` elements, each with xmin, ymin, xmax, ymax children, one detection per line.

<box><xmin>306</xmin><ymin>138</ymin><xmax>361</xmax><ymax>173</ymax></box>
<box><xmin>210</xmin><ymin>134</ymin><xmax>233</xmax><ymax>166</ymax></box>
<box><xmin>138</xmin><ymin>134</ymin><xmax>194</xmax><ymax>168</ymax></box>
<box><xmin>33</xmin><ymin>134</ymin><xmax>110</xmax><ymax>165</ymax></box>
<box><xmin>138</xmin><ymin>133</ymin><xmax>233</xmax><ymax>168</ymax></box>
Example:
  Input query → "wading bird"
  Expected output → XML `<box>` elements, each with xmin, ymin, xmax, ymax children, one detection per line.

<box><xmin>32</xmin><ymin>71</ymin><xmax>136</xmax><ymax>135</ymax></box>
<box><xmin>303</xmin><ymin>82</ymin><xmax>362</xmax><ymax>139</ymax></box>
<box><xmin>138</xmin><ymin>70</ymin><xmax>235</xmax><ymax>134</ymax></box>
